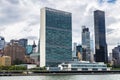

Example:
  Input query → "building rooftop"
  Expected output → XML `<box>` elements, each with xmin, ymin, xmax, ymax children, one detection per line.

<box><xmin>62</xmin><ymin>61</ymin><xmax>105</xmax><ymax>65</ymax></box>
<box><xmin>42</xmin><ymin>7</ymin><xmax>71</xmax><ymax>15</ymax></box>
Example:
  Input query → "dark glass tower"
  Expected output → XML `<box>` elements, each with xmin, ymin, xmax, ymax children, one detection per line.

<box><xmin>19</xmin><ymin>39</ymin><xmax>28</xmax><ymax>48</ymax></box>
<box><xmin>40</xmin><ymin>7</ymin><xmax>72</xmax><ymax>67</ymax></box>
<box><xmin>94</xmin><ymin>10</ymin><xmax>108</xmax><ymax>63</ymax></box>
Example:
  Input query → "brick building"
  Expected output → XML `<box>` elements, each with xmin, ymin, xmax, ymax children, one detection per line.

<box><xmin>4</xmin><ymin>42</ymin><xmax>26</xmax><ymax>64</ymax></box>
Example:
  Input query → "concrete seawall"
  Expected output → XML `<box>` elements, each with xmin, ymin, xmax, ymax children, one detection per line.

<box><xmin>0</xmin><ymin>70</ymin><xmax>120</xmax><ymax>76</ymax></box>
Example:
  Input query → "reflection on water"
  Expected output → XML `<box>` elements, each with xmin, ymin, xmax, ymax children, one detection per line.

<box><xmin>0</xmin><ymin>74</ymin><xmax>120</xmax><ymax>80</ymax></box>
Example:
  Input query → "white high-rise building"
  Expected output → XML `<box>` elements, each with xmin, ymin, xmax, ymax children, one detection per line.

<box><xmin>40</xmin><ymin>7</ymin><xmax>72</xmax><ymax>67</ymax></box>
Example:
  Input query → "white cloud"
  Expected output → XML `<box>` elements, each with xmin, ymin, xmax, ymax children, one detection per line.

<box><xmin>40</xmin><ymin>0</ymin><xmax>120</xmax><ymax>53</ymax></box>
<box><xmin>0</xmin><ymin>0</ymin><xmax>120</xmax><ymax>53</ymax></box>
<box><xmin>0</xmin><ymin>0</ymin><xmax>40</xmax><ymax>44</ymax></box>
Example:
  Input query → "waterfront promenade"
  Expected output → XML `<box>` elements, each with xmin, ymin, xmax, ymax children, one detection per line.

<box><xmin>0</xmin><ymin>70</ymin><xmax>120</xmax><ymax>76</ymax></box>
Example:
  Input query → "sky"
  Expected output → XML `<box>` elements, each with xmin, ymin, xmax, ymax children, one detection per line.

<box><xmin>0</xmin><ymin>0</ymin><xmax>120</xmax><ymax>53</ymax></box>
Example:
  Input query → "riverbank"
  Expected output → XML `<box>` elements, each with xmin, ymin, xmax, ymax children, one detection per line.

<box><xmin>0</xmin><ymin>70</ymin><xmax>120</xmax><ymax>76</ymax></box>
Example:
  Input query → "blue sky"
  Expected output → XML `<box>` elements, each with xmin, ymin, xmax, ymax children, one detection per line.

<box><xmin>0</xmin><ymin>0</ymin><xmax>120</xmax><ymax>53</ymax></box>
<box><xmin>99</xmin><ymin>0</ymin><xmax>117</xmax><ymax>3</ymax></box>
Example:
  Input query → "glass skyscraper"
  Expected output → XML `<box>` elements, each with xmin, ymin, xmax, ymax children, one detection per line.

<box><xmin>0</xmin><ymin>36</ymin><xmax>5</xmax><ymax>50</ymax></box>
<box><xmin>40</xmin><ymin>7</ymin><xmax>72</xmax><ymax>67</ymax></box>
<box><xmin>82</xmin><ymin>26</ymin><xmax>90</xmax><ymax>61</ymax></box>
<box><xmin>94</xmin><ymin>10</ymin><xmax>108</xmax><ymax>63</ymax></box>
<box><xmin>19</xmin><ymin>39</ymin><xmax>28</xmax><ymax>48</ymax></box>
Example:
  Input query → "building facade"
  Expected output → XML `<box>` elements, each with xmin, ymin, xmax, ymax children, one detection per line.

<box><xmin>0</xmin><ymin>56</ymin><xmax>11</xmax><ymax>66</ymax></box>
<box><xmin>4</xmin><ymin>42</ymin><xmax>26</xmax><ymax>64</ymax></box>
<box><xmin>0</xmin><ymin>36</ymin><xmax>5</xmax><ymax>50</ymax></box>
<box><xmin>76</xmin><ymin>45</ymin><xmax>82</xmax><ymax>61</ymax></box>
<box><xmin>90</xmin><ymin>39</ymin><xmax>95</xmax><ymax>62</ymax></box>
<box><xmin>112</xmin><ymin>45</ymin><xmax>120</xmax><ymax>65</ymax></box>
<box><xmin>40</xmin><ymin>7</ymin><xmax>72</xmax><ymax>67</ymax></box>
<box><xmin>30</xmin><ymin>53</ymin><xmax>39</xmax><ymax>65</ymax></box>
<box><xmin>82</xmin><ymin>26</ymin><xmax>91</xmax><ymax>61</ymax></box>
<box><xmin>19</xmin><ymin>39</ymin><xmax>28</xmax><ymax>48</ymax></box>
<box><xmin>58</xmin><ymin>61</ymin><xmax>111</xmax><ymax>71</ymax></box>
<box><xmin>72</xmin><ymin>43</ymin><xmax>77</xmax><ymax>58</ymax></box>
<box><xmin>94</xmin><ymin>10</ymin><xmax>108</xmax><ymax>63</ymax></box>
<box><xmin>10</xmin><ymin>39</ymin><xmax>28</xmax><ymax>55</ymax></box>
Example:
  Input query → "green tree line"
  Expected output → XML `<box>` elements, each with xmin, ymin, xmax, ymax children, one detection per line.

<box><xmin>0</xmin><ymin>66</ymin><xmax>27</xmax><ymax>70</ymax></box>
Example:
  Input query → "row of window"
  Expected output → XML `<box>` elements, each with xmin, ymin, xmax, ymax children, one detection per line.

<box><xmin>71</xmin><ymin>68</ymin><xmax>107</xmax><ymax>71</ymax></box>
<box><xmin>71</xmin><ymin>64</ymin><xmax>106</xmax><ymax>67</ymax></box>
<box><xmin>46</xmin><ymin>29</ymin><xmax>72</xmax><ymax>47</ymax></box>
<box><xmin>46</xmin><ymin>10</ymin><xmax>71</xmax><ymax>30</ymax></box>
<box><xmin>46</xmin><ymin>47</ymin><xmax>72</xmax><ymax>61</ymax></box>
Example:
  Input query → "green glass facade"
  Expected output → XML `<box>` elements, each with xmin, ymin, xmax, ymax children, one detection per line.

<box><xmin>45</xmin><ymin>8</ymin><xmax>72</xmax><ymax>67</ymax></box>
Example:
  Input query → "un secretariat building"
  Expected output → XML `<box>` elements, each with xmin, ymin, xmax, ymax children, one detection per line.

<box><xmin>40</xmin><ymin>7</ymin><xmax>72</xmax><ymax>67</ymax></box>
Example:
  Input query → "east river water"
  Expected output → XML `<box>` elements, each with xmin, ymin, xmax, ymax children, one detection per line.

<box><xmin>0</xmin><ymin>74</ymin><xmax>120</xmax><ymax>80</ymax></box>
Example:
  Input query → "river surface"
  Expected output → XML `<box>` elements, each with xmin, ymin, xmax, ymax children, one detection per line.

<box><xmin>0</xmin><ymin>74</ymin><xmax>120</xmax><ymax>80</ymax></box>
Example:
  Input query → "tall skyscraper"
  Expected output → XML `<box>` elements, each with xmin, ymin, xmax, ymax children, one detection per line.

<box><xmin>82</xmin><ymin>26</ymin><xmax>90</xmax><ymax>61</ymax></box>
<box><xmin>94</xmin><ymin>10</ymin><xmax>108</xmax><ymax>63</ymax></box>
<box><xmin>40</xmin><ymin>7</ymin><xmax>72</xmax><ymax>67</ymax></box>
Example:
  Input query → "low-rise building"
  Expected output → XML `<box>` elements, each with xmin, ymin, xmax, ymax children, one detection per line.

<box><xmin>25</xmin><ymin>55</ymin><xmax>35</xmax><ymax>64</ymax></box>
<box><xmin>58</xmin><ymin>61</ymin><xmax>111</xmax><ymax>71</ymax></box>
<box><xmin>16</xmin><ymin>64</ymin><xmax>37</xmax><ymax>69</ymax></box>
<box><xmin>0</xmin><ymin>56</ymin><xmax>11</xmax><ymax>66</ymax></box>
<box><xmin>30</xmin><ymin>53</ymin><xmax>39</xmax><ymax>65</ymax></box>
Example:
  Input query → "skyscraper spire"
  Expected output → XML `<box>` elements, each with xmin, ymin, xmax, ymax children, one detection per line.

<box><xmin>32</xmin><ymin>40</ymin><xmax>36</xmax><ymax>48</ymax></box>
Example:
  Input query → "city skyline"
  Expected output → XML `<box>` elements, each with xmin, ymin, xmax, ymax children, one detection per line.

<box><xmin>0</xmin><ymin>0</ymin><xmax>120</xmax><ymax>53</ymax></box>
